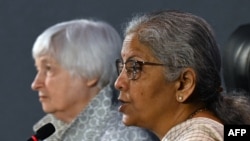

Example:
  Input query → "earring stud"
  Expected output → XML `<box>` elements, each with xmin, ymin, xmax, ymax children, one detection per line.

<box><xmin>178</xmin><ymin>96</ymin><xmax>183</xmax><ymax>101</ymax></box>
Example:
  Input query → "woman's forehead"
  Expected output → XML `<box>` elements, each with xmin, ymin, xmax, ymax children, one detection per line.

<box><xmin>35</xmin><ymin>55</ymin><xmax>57</xmax><ymax>65</ymax></box>
<box><xmin>121</xmin><ymin>34</ymin><xmax>155</xmax><ymax>60</ymax></box>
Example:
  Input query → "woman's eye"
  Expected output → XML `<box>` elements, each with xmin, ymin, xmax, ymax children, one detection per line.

<box><xmin>126</xmin><ymin>67</ymin><xmax>135</xmax><ymax>73</ymax></box>
<box><xmin>46</xmin><ymin>66</ymin><xmax>51</xmax><ymax>71</ymax></box>
<box><xmin>44</xmin><ymin>63</ymin><xmax>52</xmax><ymax>70</ymax></box>
<box><xmin>44</xmin><ymin>65</ymin><xmax>53</xmax><ymax>75</ymax></box>
<box><xmin>126</xmin><ymin>61</ymin><xmax>140</xmax><ymax>72</ymax></box>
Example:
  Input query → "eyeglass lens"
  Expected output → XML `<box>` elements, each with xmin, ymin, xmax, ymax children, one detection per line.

<box><xmin>116</xmin><ymin>59</ymin><xmax>142</xmax><ymax>80</ymax></box>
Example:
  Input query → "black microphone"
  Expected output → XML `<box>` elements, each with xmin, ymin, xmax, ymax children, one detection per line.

<box><xmin>27</xmin><ymin>123</ymin><xmax>55</xmax><ymax>141</ymax></box>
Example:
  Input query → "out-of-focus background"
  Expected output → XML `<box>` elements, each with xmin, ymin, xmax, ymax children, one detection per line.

<box><xmin>0</xmin><ymin>0</ymin><xmax>250</xmax><ymax>140</ymax></box>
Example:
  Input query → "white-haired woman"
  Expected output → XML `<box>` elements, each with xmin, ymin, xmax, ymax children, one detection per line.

<box><xmin>31</xmin><ymin>19</ymin><xmax>158</xmax><ymax>141</ymax></box>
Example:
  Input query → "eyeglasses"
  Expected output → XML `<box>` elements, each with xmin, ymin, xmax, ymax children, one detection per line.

<box><xmin>116</xmin><ymin>59</ymin><xmax>165</xmax><ymax>80</ymax></box>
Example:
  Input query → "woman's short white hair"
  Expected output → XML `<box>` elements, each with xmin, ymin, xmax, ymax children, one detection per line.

<box><xmin>32</xmin><ymin>19</ymin><xmax>122</xmax><ymax>88</ymax></box>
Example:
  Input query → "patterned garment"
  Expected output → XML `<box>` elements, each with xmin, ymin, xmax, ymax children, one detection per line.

<box><xmin>161</xmin><ymin>117</ymin><xmax>223</xmax><ymax>141</ymax></box>
<box><xmin>33</xmin><ymin>86</ymin><xmax>158</xmax><ymax>141</ymax></box>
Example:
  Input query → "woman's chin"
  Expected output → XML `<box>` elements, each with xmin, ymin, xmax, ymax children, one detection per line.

<box><xmin>42</xmin><ymin>105</ymin><xmax>54</xmax><ymax>113</ymax></box>
<box><xmin>122</xmin><ymin>114</ymin><xmax>137</xmax><ymax>126</ymax></box>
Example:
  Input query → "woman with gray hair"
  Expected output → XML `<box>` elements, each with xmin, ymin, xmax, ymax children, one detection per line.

<box><xmin>114</xmin><ymin>10</ymin><xmax>250</xmax><ymax>141</ymax></box>
<box><xmin>31</xmin><ymin>19</ymin><xmax>158</xmax><ymax>141</ymax></box>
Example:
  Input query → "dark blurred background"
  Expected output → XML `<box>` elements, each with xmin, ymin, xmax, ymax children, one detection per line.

<box><xmin>0</xmin><ymin>0</ymin><xmax>250</xmax><ymax>140</ymax></box>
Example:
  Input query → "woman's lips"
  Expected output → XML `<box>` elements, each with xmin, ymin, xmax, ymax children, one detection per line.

<box><xmin>118</xmin><ymin>100</ymin><xmax>129</xmax><ymax>113</ymax></box>
<box><xmin>39</xmin><ymin>95</ymin><xmax>48</xmax><ymax>102</ymax></box>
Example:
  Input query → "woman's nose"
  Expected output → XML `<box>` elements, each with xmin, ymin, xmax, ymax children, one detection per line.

<box><xmin>114</xmin><ymin>71</ymin><xmax>128</xmax><ymax>91</ymax></box>
<box><xmin>31</xmin><ymin>73</ymin><xmax>43</xmax><ymax>91</ymax></box>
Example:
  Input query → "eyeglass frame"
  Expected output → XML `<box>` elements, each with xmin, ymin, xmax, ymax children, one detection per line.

<box><xmin>115</xmin><ymin>59</ymin><xmax>165</xmax><ymax>80</ymax></box>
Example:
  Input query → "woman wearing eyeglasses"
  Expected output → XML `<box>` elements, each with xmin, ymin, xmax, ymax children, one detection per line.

<box><xmin>114</xmin><ymin>10</ymin><xmax>250</xmax><ymax>141</ymax></box>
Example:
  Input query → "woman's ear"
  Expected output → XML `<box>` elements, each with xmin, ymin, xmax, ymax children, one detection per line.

<box><xmin>175</xmin><ymin>68</ymin><xmax>196</xmax><ymax>102</ymax></box>
<box><xmin>86</xmin><ymin>78</ymin><xmax>98</xmax><ymax>87</ymax></box>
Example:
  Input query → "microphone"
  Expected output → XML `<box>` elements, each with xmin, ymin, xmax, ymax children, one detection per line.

<box><xmin>27</xmin><ymin>123</ymin><xmax>55</xmax><ymax>141</ymax></box>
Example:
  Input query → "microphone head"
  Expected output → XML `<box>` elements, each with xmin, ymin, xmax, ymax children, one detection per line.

<box><xmin>36</xmin><ymin>123</ymin><xmax>55</xmax><ymax>139</ymax></box>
